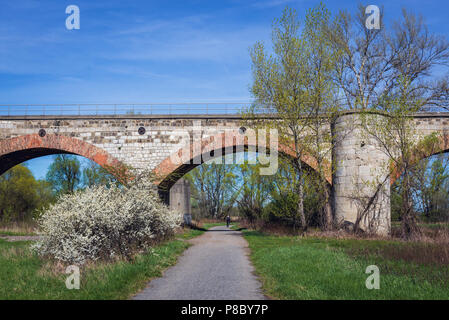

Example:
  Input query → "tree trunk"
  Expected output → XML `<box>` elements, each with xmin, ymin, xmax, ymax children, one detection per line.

<box><xmin>294</xmin><ymin>162</ymin><xmax>307</xmax><ymax>231</ymax></box>
<box><xmin>293</xmin><ymin>135</ymin><xmax>307</xmax><ymax>232</ymax></box>
<box><xmin>322</xmin><ymin>182</ymin><xmax>333</xmax><ymax>230</ymax></box>
<box><xmin>401</xmin><ymin>169</ymin><xmax>421</xmax><ymax>239</ymax></box>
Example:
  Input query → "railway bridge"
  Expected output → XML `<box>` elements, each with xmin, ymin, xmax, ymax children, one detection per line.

<box><xmin>1</xmin><ymin>104</ymin><xmax>448</xmax><ymax>235</ymax></box>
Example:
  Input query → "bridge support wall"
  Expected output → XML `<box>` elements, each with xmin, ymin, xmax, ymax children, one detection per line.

<box><xmin>169</xmin><ymin>178</ymin><xmax>191</xmax><ymax>225</ymax></box>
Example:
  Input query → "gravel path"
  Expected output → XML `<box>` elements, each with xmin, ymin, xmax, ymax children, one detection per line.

<box><xmin>133</xmin><ymin>226</ymin><xmax>266</xmax><ymax>300</ymax></box>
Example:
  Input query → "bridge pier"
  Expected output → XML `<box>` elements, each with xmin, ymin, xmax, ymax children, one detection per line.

<box><xmin>158</xmin><ymin>189</ymin><xmax>170</xmax><ymax>206</ymax></box>
<box><xmin>168</xmin><ymin>178</ymin><xmax>192</xmax><ymax>225</ymax></box>
<box><xmin>333</xmin><ymin>113</ymin><xmax>391</xmax><ymax>235</ymax></box>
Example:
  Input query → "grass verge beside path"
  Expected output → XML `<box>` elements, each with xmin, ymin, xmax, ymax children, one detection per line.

<box><xmin>0</xmin><ymin>228</ymin><xmax>201</xmax><ymax>299</ymax></box>
<box><xmin>0</xmin><ymin>231</ymin><xmax>35</xmax><ymax>237</ymax></box>
<box><xmin>242</xmin><ymin>230</ymin><xmax>449</xmax><ymax>299</ymax></box>
<box><xmin>203</xmin><ymin>222</ymin><xmax>226</xmax><ymax>230</ymax></box>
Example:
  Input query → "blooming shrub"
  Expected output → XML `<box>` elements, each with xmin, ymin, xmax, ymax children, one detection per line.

<box><xmin>32</xmin><ymin>174</ymin><xmax>181</xmax><ymax>265</ymax></box>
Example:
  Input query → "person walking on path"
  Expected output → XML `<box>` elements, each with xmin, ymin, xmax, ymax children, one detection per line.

<box><xmin>226</xmin><ymin>215</ymin><xmax>231</xmax><ymax>228</ymax></box>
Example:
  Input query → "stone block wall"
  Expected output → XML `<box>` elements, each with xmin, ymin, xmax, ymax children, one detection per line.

<box><xmin>0</xmin><ymin>116</ymin><xmax>244</xmax><ymax>172</ymax></box>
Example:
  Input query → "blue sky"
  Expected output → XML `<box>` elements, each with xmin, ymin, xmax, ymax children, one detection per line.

<box><xmin>1</xmin><ymin>0</ymin><xmax>448</xmax><ymax>178</ymax></box>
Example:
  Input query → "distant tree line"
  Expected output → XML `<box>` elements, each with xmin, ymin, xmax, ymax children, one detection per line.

<box><xmin>185</xmin><ymin>158</ymin><xmax>324</xmax><ymax>228</ymax></box>
<box><xmin>0</xmin><ymin>154</ymin><xmax>117</xmax><ymax>223</ymax></box>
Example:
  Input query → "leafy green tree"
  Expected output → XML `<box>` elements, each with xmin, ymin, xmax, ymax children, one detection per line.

<box><xmin>235</xmin><ymin>161</ymin><xmax>271</xmax><ymax>223</ymax></box>
<box><xmin>410</xmin><ymin>155</ymin><xmax>449</xmax><ymax>222</ymax></box>
<box><xmin>0</xmin><ymin>165</ymin><xmax>40</xmax><ymax>222</ymax></box>
<box><xmin>416</xmin><ymin>157</ymin><xmax>447</xmax><ymax>219</ymax></box>
<box><xmin>301</xmin><ymin>3</ymin><xmax>341</xmax><ymax>230</ymax></box>
<box><xmin>247</xmin><ymin>7</ymin><xmax>311</xmax><ymax>230</ymax></box>
<box><xmin>392</xmin><ymin>155</ymin><xmax>449</xmax><ymax>223</ymax></box>
<box><xmin>185</xmin><ymin>161</ymin><xmax>239</xmax><ymax>219</ymax></box>
<box><xmin>246</xmin><ymin>4</ymin><xmax>340</xmax><ymax>230</ymax></box>
<box><xmin>35</xmin><ymin>179</ymin><xmax>57</xmax><ymax>210</ymax></box>
<box><xmin>82</xmin><ymin>162</ymin><xmax>118</xmax><ymax>187</ymax></box>
<box><xmin>46</xmin><ymin>154</ymin><xmax>81</xmax><ymax>194</ymax></box>
<box><xmin>264</xmin><ymin>161</ymin><xmax>321</xmax><ymax>227</ymax></box>
<box><xmin>361</xmin><ymin>76</ymin><xmax>440</xmax><ymax>238</ymax></box>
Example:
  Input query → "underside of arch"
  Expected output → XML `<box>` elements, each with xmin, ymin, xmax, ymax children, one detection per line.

<box><xmin>153</xmin><ymin>131</ymin><xmax>331</xmax><ymax>192</ymax></box>
<box><xmin>390</xmin><ymin>131</ymin><xmax>449</xmax><ymax>185</ymax></box>
<box><xmin>0</xmin><ymin>134</ymin><xmax>121</xmax><ymax>176</ymax></box>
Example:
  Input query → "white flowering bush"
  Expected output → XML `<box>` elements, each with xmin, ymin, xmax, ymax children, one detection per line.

<box><xmin>32</xmin><ymin>173</ymin><xmax>181</xmax><ymax>265</ymax></box>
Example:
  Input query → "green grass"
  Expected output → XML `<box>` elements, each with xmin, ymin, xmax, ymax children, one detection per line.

<box><xmin>0</xmin><ymin>228</ymin><xmax>200</xmax><ymax>299</ymax></box>
<box><xmin>203</xmin><ymin>222</ymin><xmax>226</xmax><ymax>230</ymax></box>
<box><xmin>391</xmin><ymin>221</ymin><xmax>449</xmax><ymax>230</ymax></box>
<box><xmin>176</xmin><ymin>227</ymin><xmax>205</xmax><ymax>240</ymax></box>
<box><xmin>202</xmin><ymin>221</ymin><xmax>243</xmax><ymax>230</ymax></box>
<box><xmin>0</xmin><ymin>230</ymin><xmax>34</xmax><ymax>236</ymax></box>
<box><xmin>230</xmin><ymin>222</ymin><xmax>242</xmax><ymax>230</ymax></box>
<box><xmin>243</xmin><ymin>231</ymin><xmax>449</xmax><ymax>299</ymax></box>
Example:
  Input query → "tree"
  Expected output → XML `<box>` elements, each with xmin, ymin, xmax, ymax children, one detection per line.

<box><xmin>82</xmin><ymin>162</ymin><xmax>118</xmax><ymax>187</ymax></box>
<box><xmin>247</xmin><ymin>5</ymin><xmax>340</xmax><ymax>231</ymax></box>
<box><xmin>262</xmin><ymin>159</ymin><xmax>322</xmax><ymax>226</ymax></box>
<box><xmin>247</xmin><ymin>7</ymin><xmax>310</xmax><ymax>230</ymax></box>
<box><xmin>0</xmin><ymin>165</ymin><xmax>40</xmax><ymax>222</ymax></box>
<box><xmin>185</xmin><ymin>161</ymin><xmax>239</xmax><ymax>219</ymax></box>
<box><xmin>301</xmin><ymin>3</ymin><xmax>341</xmax><ymax>230</ymax></box>
<box><xmin>360</xmin><ymin>76</ymin><xmax>440</xmax><ymax>238</ymax></box>
<box><xmin>234</xmin><ymin>161</ymin><xmax>271</xmax><ymax>223</ymax></box>
<box><xmin>35</xmin><ymin>179</ymin><xmax>57</xmax><ymax>210</ymax></box>
<box><xmin>46</xmin><ymin>154</ymin><xmax>81</xmax><ymax>194</ymax></box>
<box><xmin>331</xmin><ymin>5</ymin><xmax>449</xmax><ymax>110</ymax></box>
<box><xmin>411</xmin><ymin>154</ymin><xmax>449</xmax><ymax>221</ymax></box>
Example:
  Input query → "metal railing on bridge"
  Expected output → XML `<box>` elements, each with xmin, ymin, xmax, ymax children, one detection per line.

<box><xmin>1</xmin><ymin>101</ymin><xmax>448</xmax><ymax>117</ymax></box>
<box><xmin>0</xmin><ymin>102</ymin><xmax>258</xmax><ymax>117</ymax></box>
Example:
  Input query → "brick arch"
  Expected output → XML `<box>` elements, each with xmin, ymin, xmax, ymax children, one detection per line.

<box><xmin>390</xmin><ymin>132</ymin><xmax>449</xmax><ymax>185</ymax></box>
<box><xmin>0</xmin><ymin>133</ymin><xmax>121</xmax><ymax>176</ymax></box>
<box><xmin>153</xmin><ymin>131</ymin><xmax>331</xmax><ymax>191</ymax></box>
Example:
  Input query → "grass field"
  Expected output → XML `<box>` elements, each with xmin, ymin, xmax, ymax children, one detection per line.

<box><xmin>0</xmin><ymin>227</ymin><xmax>202</xmax><ymax>299</ymax></box>
<box><xmin>243</xmin><ymin>231</ymin><xmax>449</xmax><ymax>299</ymax></box>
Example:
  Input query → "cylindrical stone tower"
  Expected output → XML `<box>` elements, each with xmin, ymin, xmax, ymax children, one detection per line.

<box><xmin>332</xmin><ymin>112</ymin><xmax>391</xmax><ymax>235</ymax></box>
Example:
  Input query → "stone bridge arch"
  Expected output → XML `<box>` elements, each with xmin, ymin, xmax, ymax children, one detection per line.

<box><xmin>153</xmin><ymin>131</ymin><xmax>331</xmax><ymax>203</ymax></box>
<box><xmin>390</xmin><ymin>131</ymin><xmax>449</xmax><ymax>184</ymax></box>
<box><xmin>0</xmin><ymin>133</ymin><xmax>121</xmax><ymax>176</ymax></box>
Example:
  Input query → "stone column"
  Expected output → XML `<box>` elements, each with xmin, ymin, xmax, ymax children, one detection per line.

<box><xmin>169</xmin><ymin>178</ymin><xmax>192</xmax><ymax>225</ymax></box>
<box><xmin>332</xmin><ymin>112</ymin><xmax>391</xmax><ymax>235</ymax></box>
